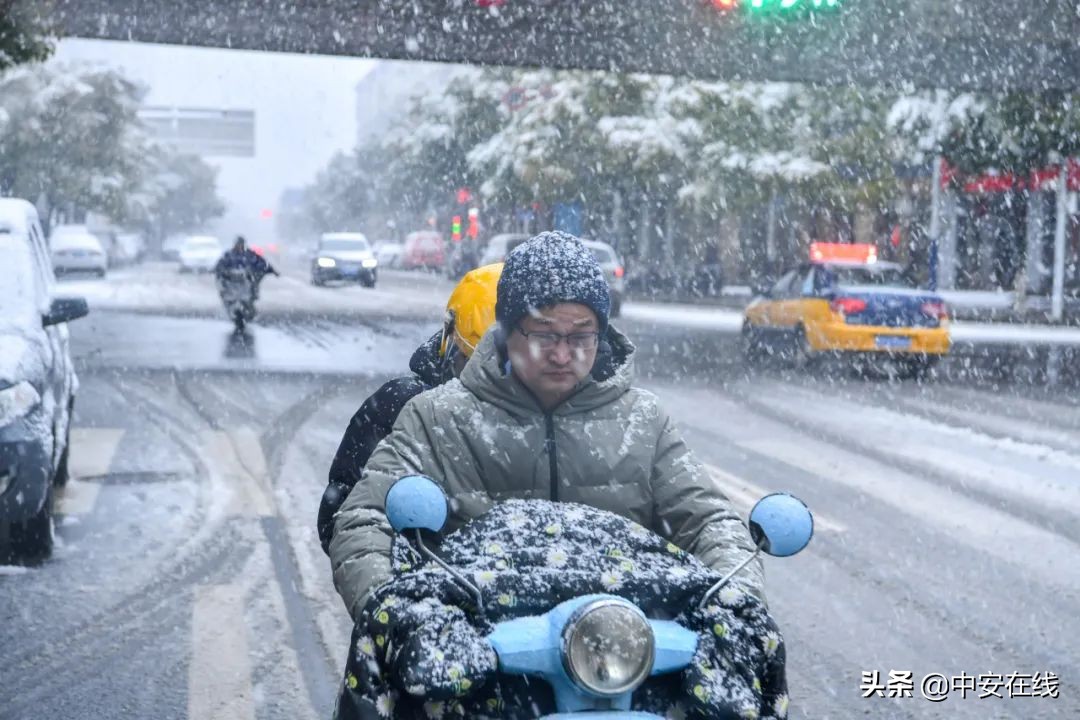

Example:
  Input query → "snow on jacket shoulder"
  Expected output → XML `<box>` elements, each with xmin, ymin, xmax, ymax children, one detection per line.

<box><xmin>329</xmin><ymin>325</ymin><xmax>764</xmax><ymax>621</ymax></box>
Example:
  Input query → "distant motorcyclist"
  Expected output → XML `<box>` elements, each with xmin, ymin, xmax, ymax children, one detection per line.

<box><xmin>317</xmin><ymin>263</ymin><xmax>503</xmax><ymax>554</ymax></box>
<box><xmin>214</xmin><ymin>235</ymin><xmax>279</xmax><ymax>298</ymax></box>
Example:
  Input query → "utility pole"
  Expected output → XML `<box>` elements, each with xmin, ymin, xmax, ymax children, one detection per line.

<box><xmin>1051</xmin><ymin>164</ymin><xmax>1068</xmax><ymax>322</ymax></box>
<box><xmin>927</xmin><ymin>157</ymin><xmax>943</xmax><ymax>290</ymax></box>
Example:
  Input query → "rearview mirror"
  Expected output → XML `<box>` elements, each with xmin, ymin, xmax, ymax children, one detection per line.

<box><xmin>384</xmin><ymin>475</ymin><xmax>447</xmax><ymax>533</ymax></box>
<box><xmin>698</xmin><ymin>491</ymin><xmax>813</xmax><ymax>609</ymax></box>
<box><xmin>43</xmin><ymin>297</ymin><xmax>89</xmax><ymax>327</ymax></box>
<box><xmin>748</xmin><ymin>493</ymin><xmax>814</xmax><ymax>557</ymax></box>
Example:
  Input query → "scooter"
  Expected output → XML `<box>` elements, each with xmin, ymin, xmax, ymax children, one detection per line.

<box><xmin>383</xmin><ymin>475</ymin><xmax>814</xmax><ymax>719</ymax></box>
<box><xmin>216</xmin><ymin>267</ymin><xmax>258</xmax><ymax>332</ymax></box>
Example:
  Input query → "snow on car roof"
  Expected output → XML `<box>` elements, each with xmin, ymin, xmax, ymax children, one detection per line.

<box><xmin>51</xmin><ymin>231</ymin><xmax>104</xmax><ymax>251</ymax></box>
<box><xmin>184</xmin><ymin>235</ymin><xmax>221</xmax><ymax>246</ymax></box>
<box><xmin>322</xmin><ymin>232</ymin><xmax>368</xmax><ymax>242</ymax></box>
<box><xmin>0</xmin><ymin>199</ymin><xmax>33</xmax><ymax>235</ymax></box>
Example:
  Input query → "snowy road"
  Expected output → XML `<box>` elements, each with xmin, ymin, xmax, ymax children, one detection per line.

<box><xmin>2</xmin><ymin>264</ymin><xmax>1078</xmax><ymax>719</ymax></box>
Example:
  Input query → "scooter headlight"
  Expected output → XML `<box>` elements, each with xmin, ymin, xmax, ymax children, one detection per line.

<box><xmin>561</xmin><ymin>598</ymin><xmax>655</xmax><ymax>697</ymax></box>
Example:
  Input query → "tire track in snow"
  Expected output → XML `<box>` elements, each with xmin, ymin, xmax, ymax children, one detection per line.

<box><xmin>659</xmin><ymin>385</ymin><xmax>1080</xmax><ymax>716</ymax></box>
<box><xmin>720</xmin><ymin>381</ymin><xmax>1080</xmax><ymax>550</ymax></box>
<box><xmin>176</xmin><ymin>371</ymin><xmax>345</xmax><ymax>717</ymax></box>
<box><xmin>0</xmin><ymin>371</ymin><xmax>237</xmax><ymax>689</ymax></box>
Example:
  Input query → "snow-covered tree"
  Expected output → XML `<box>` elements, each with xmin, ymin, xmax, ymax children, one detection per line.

<box><xmin>0</xmin><ymin>63</ymin><xmax>148</xmax><ymax>233</ymax></box>
<box><xmin>0</xmin><ymin>4</ymin><xmax>53</xmax><ymax>72</ymax></box>
<box><xmin>131</xmin><ymin>147</ymin><xmax>226</xmax><ymax>246</ymax></box>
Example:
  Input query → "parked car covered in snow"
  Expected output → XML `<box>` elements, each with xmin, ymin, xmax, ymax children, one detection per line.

<box><xmin>178</xmin><ymin>235</ymin><xmax>223</xmax><ymax>273</ymax></box>
<box><xmin>50</xmin><ymin>225</ymin><xmax>109</xmax><ymax>277</ymax></box>
<box><xmin>374</xmin><ymin>241</ymin><xmax>404</xmax><ymax>269</ymax></box>
<box><xmin>0</xmin><ymin>199</ymin><xmax>88</xmax><ymax>563</ymax></box>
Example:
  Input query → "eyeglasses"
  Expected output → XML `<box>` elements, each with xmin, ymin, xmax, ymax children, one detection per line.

<box><xmin>515</xmin><ymin>326</ymin><xmax>600</xmax><ymax>350</ymax></box>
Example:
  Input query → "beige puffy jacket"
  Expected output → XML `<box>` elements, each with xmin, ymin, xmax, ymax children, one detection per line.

<box><xmin>330</xmin><ymin>326</ymin><xmax>763</xmax><ymax>620</ymax></box>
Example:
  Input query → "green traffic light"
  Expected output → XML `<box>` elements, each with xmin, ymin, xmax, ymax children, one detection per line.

<box><xmin>746</xmin><ymin>0</ymin><xmax>840</xmax><ymax>12</ymax></box>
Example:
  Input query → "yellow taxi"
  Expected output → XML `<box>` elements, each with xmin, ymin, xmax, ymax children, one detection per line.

<box><xmin>742</xmin><ymin>243</ymin><xmax>950</xmax><ymax>377</ymax></box>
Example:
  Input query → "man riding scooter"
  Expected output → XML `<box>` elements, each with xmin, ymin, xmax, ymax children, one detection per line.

<box><xmin>214</xmin><ymin>235</ymin><xmax>280</xmax><ymax>296</ymax></box>
<box><xmin>330</xmin><ymin>232</ymin><xmax>783</xmax><ymax>718</ymax></box>
<box><xmin>213</xmin><ymin>235</ymin><xmax>279</xmax><ymax>331</ymax></box>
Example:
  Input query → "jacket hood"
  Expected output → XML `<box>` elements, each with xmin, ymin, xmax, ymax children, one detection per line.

<box><xmin>458</xmin><ymin>324</ymin><xmax>635</xmax><ymax>417</ymax></box>
<box><xmin>409</xmin><ymin>330</ymin><xmax>450</xmax><ymax>387</ymax></box>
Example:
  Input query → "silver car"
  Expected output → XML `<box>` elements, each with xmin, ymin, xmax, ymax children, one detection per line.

<box><xmin>50</xmin><ymin>225</ymin><xmax>108</xmax><ymax>277</ymax></box>
<box><xmin>496</xmin><ymin>235</ymin><xmax>625</xmax><ymax>317</ymax></box>
<box><xmin>581</xmin><ymin>239</ymin><xmax>625</xmax><ymax>318</ymax></box>
<box><xmin>178</xmin><ymin>235</ymin><xmax>224</xmax><ymax>273</ymax></box>
<box><xmin>479</xmin><ymin>232</ymin><xmax>530</xmax><ymax>266</ymax></box>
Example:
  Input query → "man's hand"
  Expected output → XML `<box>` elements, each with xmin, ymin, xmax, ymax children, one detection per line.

<box><xmin>362</xmin><ymin>591</ymin><xmax>496</xmax><ymax>700</ymax></box>
<box><xmin>680</xmin><ymin>583</ymin><xmax>789</xmax><ymax>719</ymax></box>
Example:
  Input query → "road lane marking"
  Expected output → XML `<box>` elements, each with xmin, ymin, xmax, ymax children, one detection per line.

<box><xmin>704</xmin><ymin>462</ymin><xmax>846</xmax><ymax>534</ymax></box>
<box><xmin>189</xmin><ymin>584</ymin><xmax>256</xmax><ymax>720</ymax></box>
<box><xmin>55</xmin><ymin>479</ymin><xmax>101</xmax><ymax>516</ymax></box>
<box><xmin>201</xmin><ymin>429</ymin><xmax>273</xmax><ymax>517</ymax></box>
<box><xmin>69</xmin><ymin>427</ymin><xmax>124</xmax><ymax>479</ymax></box>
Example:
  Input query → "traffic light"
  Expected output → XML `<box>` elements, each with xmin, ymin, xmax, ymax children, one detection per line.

<box><xmin>451</xmin><ymin>215</ymin><xmax>462</xmax><ymax>242</ymax></box>
<box><xmin>711</xmin><ymin>0</ymin><xmax>840</xmax><ymax>11</ymax></box>
<box><xmin>467</xmin><ymin>208</ymin><xmax>479</xmax><ymax>239</ymax></box>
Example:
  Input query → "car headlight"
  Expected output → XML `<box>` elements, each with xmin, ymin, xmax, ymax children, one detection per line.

<box><xmin>561</xmin><ymin>598</ymin><xmax>655</xmax><ymax>697</ymax></box>
<box><xmin>317</xmin><ymin>257</ymin><xmax>337</xmax><ymax>268</ymax></box>
<box><xmin>0</xmin><ymin>381</ymin><xmax>42</xmax><ymax>427</ymax></box>
<box><xmin>362</xmin><ymin>258</ymin><xmax>378</xmax><ymax>268</ymax></box>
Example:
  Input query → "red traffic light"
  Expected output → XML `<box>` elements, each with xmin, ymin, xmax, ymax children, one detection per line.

<box><xmin>456</xmin><ymin>187</ymin><xmax>472</xmax><ymax>204</ymax></box>
<box><xmin>711</xmin><ymin>0</ymin><xmax>738</xmax><ymax>8</ymax></box>
<box><xmin>467</xmin><ymin>208</ymin><xmax>479</xmax><ymax>239</ymax></box>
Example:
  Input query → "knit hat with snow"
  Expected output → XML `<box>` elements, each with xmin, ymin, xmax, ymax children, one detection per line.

<box><xmin>496</xmin><ymin>231</ymin><xmax>611</xmax><ymax>335</ymax></box>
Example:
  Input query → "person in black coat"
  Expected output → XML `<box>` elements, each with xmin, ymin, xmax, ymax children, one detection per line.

<box><xmin>317</xmin><ymin>263</ymin><xmax>504</xmax><ymax>554</ymax></box>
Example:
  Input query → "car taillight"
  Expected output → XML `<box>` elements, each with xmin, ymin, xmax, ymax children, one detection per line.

<box><xmin>921</xmin><ymin>301</ymin><xmax>948</xmax><ymax>321</ymax></box>
<box><xmin>829</xmin><ymin>297</ymin><xmax>867</xmax><ymax>316</ymax></box>
<box><xmin>613</xmin><ymin>266</ymin><xmax>624</xmax><ymax>278</ymax></box>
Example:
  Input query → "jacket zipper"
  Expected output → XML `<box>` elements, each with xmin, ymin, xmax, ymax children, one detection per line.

<box><xmin>544</xmin><ymin>412</ymin><xmax>559</xmax><ymax>502</ymax></box>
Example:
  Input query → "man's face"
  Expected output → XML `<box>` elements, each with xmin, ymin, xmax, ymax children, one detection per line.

<box><xmin>505</xmin><ymin>303</ymin><xmax>600</xmax><ymax>410</ymax></box>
